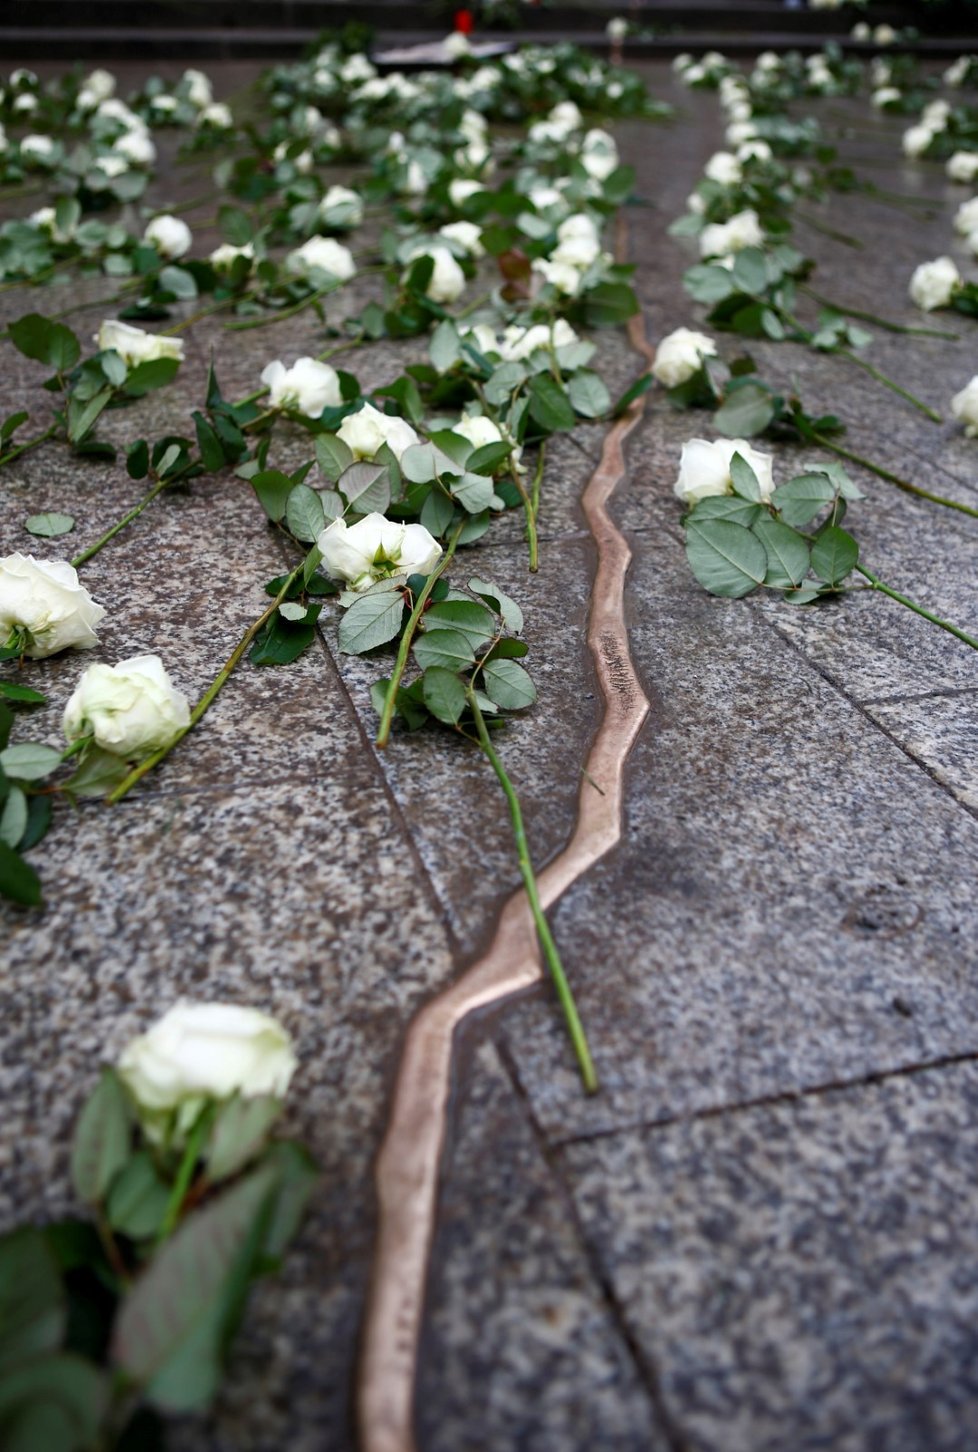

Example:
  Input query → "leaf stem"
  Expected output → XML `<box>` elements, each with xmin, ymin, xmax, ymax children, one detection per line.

<box><xmin>509</xmin><ymin>463</ymin><xmax>539</xmax><ymax>573</ymax></box>
<box><xmin>795</xmin><ymin>210</ymin><xmax>864</xmax><ymax>249</ymax></box>
<box><xmin>838</xmin><ymin>348</ymin><xmax>942</xmax><ymax>423</ymax></box>
<box><xmin>812</xmin><ymin>433</ymin><xmax>978</xmax><ymax>519</ymax></box>
<box><xmin>70</xmin><ymin>477</ymin><xmax>171</xmax><ymax>568</ymax></box>
<box><xmin>856</xmin><ymin>565</ymin><xmax>978</xmax><ymax>649</ymax></box>
<box><xmin>0</xmin><ymin>422</ymin><xmax>60</xmax><ymax>470</ymax></box>
<box><xmin>801</xmin><ymin>285</ymin><xmax>958</xmax><ymax>339</ymax></box>
<box><xmin>157</xmin><ymin>1110</ymin><xmax>211</xmax><ymax>1243</ymax></box>
<box><xmin>375</xmin><ymin>522</ymin><xmax>464</xmax><ymax>749</ymax></box>
<box><xmin>530</xmin><ymin>439</ymin><xmax>547</xmax><ymax>522</ymax></box>
<box><xmin>466</xmin><ymin>688</ymin><xmax>598</xmax><ymax>1094</ymax></box>
<box><xmin>106</xmin><ymin>564</ymin><xmax>304</xmax><ymax>803</ymax></box>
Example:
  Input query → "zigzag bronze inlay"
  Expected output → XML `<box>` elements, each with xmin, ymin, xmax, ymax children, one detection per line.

<box><xmin>358</xmin><ymin>219</ymin><xmax>656</xmax><ymax>1452</ymax></box>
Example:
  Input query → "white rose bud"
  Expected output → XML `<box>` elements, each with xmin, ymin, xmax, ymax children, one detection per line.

<box><xmin>954</xmin><ymin>197</ymin><xmax>978</xmax><ymax>235</ymax></box>
<box><xmin>336</xmin><ymin>401</ymin><xmax>420</xmax><ymax>462</ymax></box>
<box><xmin>97</xmin><ymin>319</ymin><xmax>185</xmax><ymax>367</ymax></box>
<box><xmin>113</xmin><ymin>130</ymin><xmax>156</xmax><ymax>167</ymax></box>
<box><xmin>499</xmin><ymin>319</ymin><xmax>579</xmax><ymax>362</ymax></box>
<box><xmin>580</xmin><ymin>128</ymin><xmax>619</xmax><ymax>181</ymax></box>
<box><xmin>607</xmin><ymin>17</ymin><xmax>627</xmax><ymax>41</ymax></box>
<box><xmin>286</xmin><ymin>235</ymin><xmax>357</xmax><ymax>281</ymax></box>
<box><xmin>951</xmin><ymin>375</ymin><xmax>978</xmax><ymax>436</ymax></box>
<box><xmin>406</xmin><ymin>246</ymin><xmax>466</xmax><ymax>304</ymax></box>
<box><xmin>318</xmin><ymin>184</ymin><xmax>363</xmax><ymax>228</ymax></box>
<box><xmin>901</xmin><ymin>124</ymin><xmax>935</xmax><ymax>159</ymax></box>
<box><xmin>908</xmin><ymin>256</ymin><xmax>961</xmax><ymax>312</ymax></box>
<box><xmin>317</xmin><ymin>512</ymin><xmax>442</xmax><ymax>592</ymax></box>
<box><xmin>532</xmin><ymin>257</ymin><xmax>583</xmax><ymax>295</ymax></box>
<box><xmin>452</xmin><ymin>411</ymin><xmax>521</xmax><ymax>468</ymax></box>
<box><xmin>183</xmin><ymin>68</ymin><xmax>213</xmax><ymax>108</ymax></box>
<box><xmin>209</xmin><ymin>241</ymin><xmax>255</xmax><ymax>272</ymax></box>
<box><xmin>674</xmin><ymin>436</ymin><xmax>776</xmax><ymax>506</ymax></box>
<box><xmin>143</xmin><ymin>214</ymin><xmax>192</xmax><ymax>260</ymax></box>
<box><xmin>63</xmin><ymin>654</ymin><xmax>190</xmax><ymax>758</ymax></box>
<box><xmin>20</xmin><ymin>135</ymin><xmax>55</xmax><ymax>162</ymax></box>
<box><xmin>0</xmin><ymin>554</ymin><xmax>105</xmax><ymax>659</ymax></box>
<box><xmin>449</xmin><ymin>178</ymin><xmax>486</xmax><ymax>208</ymax></box>
<box><xmin>551</xmin><ymin>234</ymin><xmax>604</xmax><ymax>270</ymax></box>
<box><xmin>437</xmin><ymin>221</ymin><xmax>484</xmax><ymax>257</ymax></box>
<box><xmin>704</xmin><ymin>150</ymin><xmax>743</xmax><ymax>187</ymax></box>
<box><xmin>118</xmin><ymin>1001</ymin><xmax>297</xmax><ymax>1145</ymax></box>
<box><xmin>699</xmin><ymin>208</ymin><xmax>764</xmax><ymax>259</ymax></box>
<box><xmin>947</xmin><ymin>151</ymin><xmax>978</xmax><ymax>184</ymax></box>
<box><xmin>198</xmin><ymin>102</ymin><xmax>233</xmax><ymax>129</ymax></box>
<box><xmin>260</xmin><ymin>357</ymin><xmax>343</xmax><ymax>418</ymax></box>
<box><xmin>653</xmin><ymin>328</ymin><xmax>719</xmax><ymax>388</ymax></box>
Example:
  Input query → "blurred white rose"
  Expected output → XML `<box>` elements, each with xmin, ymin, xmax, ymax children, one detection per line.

<box><xmin>699</xmin><ymin>208</ymin><xmax>764</xmax><ymax>258</ymax></box>
<box><xmin>209</xmin><ymin>241</ymin><xmax>255</xmax><ymax>272</ymax></box>
<box><xmin>286</xmin><ymin>235</ymin><xmax>357</xmax><ymax>280</ymax></box>
<box><xmin>318</xmin><ymin>184</ymin><xmax>363</xmax><ymax>229</ymax></box>
<box><xmin>438</xmin><ymin>221</ymin><xmax>484</xmax><ymax>257</ymax></box>
<box><xmin>407</xmin><ymin>245</ymin><xmax>466</xmax><ymax>303</ymax></box>
<box><xmin>653</xmin><ymin>328</ymin><xmax>718</xmax><ymax>388</ymax></box>
<box><xmin>908</xmin><ymin>256</ymin><xmax>961</xmax><ymax>311</ymax></box>
<box><xmin>143</xmin><ymin>214</ymin><xmax>192</xmax><ymax>260</ymax></box>
<box><xmin>947</xmin><ymin>151</ymin><xmax>978</xmax><ymax>183</ymax></box>
<box><xmin>951</xmin><ymin>375</ymin><xmax>978</xmax><ymax>435</ymax></box>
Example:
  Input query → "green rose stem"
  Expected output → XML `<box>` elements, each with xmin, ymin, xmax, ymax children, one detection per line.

<box><xmin>855</xmin><ymin>565</ymin><xmax>978</xmax><ymax>650</ymax></box>
<box><xmin>795</xmin><ymin>211</ymin><xmax>864</xmax><ymax>250</ymax></box>
<box><xmin>160</xmin><ymin>297</ymin><xmax>236</xmax><ymax>335</ymax></box>
<box><xmin>811</xmin><ymin>432</ymin><xmax>978</xmax><ymax>519</ymax></box>
<box><xmin>157</xmin><ymin>1110</ymin><xmax>212</xmax><ymax>1243</ymax></box>
<box><xmin>530</xmin><ymin>439</ymin><xmax>547</xmax><ymax>522</ymax></box>
<box><xmin>801</xmin><ymin>285</ymin><xmax>959</xmax><ymax>340</ymax></box>
<box><xmin>453</xmin><ymin>288</ymin><xmax>493</xmax><ymax>321</ymax></box>
<box><xmin>466</xmin><ymin>686</ymin><xmax>598</xmax><ymax>1094</ymax></box>
<box><xmin>70</xmin><ymin>476</ymin><xmax>172</xmax><ymax>569</ymax></box>
<box><xmin>375</xmin><ymin>521</ymin><xmax>465</xmax><ymax>750</ymax></box>
<box><xmin>0</xmin><ymin>421</ymin><xmax>60</xmax><ymax>470</ymax></box>
<box><xmin>778</xmin><ymin>306</ymin><xmax>942</xmax><ymax>422</ymax></box>
<box><xmin>224</xmin><ymin>267</ymin><xmax>386</xmax><ymax>333</ymax></box>
<box><xmin>509</xmin><ymin>462</ymin><xmax>539</xmax><ymax>572</ymax></box>
<box><xmin>106</xmin><ymin>563</ymin><xmax>304</xmax><ymax>804</ymax></box>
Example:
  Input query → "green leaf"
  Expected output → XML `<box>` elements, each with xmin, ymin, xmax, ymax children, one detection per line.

<box><xmin>0</xmin><ymin>1227</ymin><xmax>65</xmax><ymax>1373</ymax></box>
<box><xmin>753</xmin><ymin>517</ymin><xmax>810</xmax><ymax>588</ymax></box>
<box><xmin>684</xmin><ymin>264</ymin><xmax>737</xmax><ymax>305</ymax></box>
<box><xmin>731</xmin><ymin>247</ymin><xmax>768</xmax><ymax>296</ymax></box>
<box><xmin>192</xmin><ymin>412</ymin><xmax>225</xmax><ymax>473</ymax></box>
<box><xmin>248</xmin><ymin>605</ymin><xmax>321</xmax><ymax>667</ymax></box>
<box><xmin>772</xmin><ymin>472</ymin><xmax>837</xmax><ymax>527</ymax></box>
<box><xmin>106</xmin><ymin>1153</ymin><xmax>170</xmax><ymax>1241</ymax></box>
<box><xmin>369</xmin><ymin>677</ymin><xmax>429</xmax><ymax>731</ymax></box>
<box><xmin>0</xmin><ymin>682</ymin><xmax>46</xmax><ymax>706</ymax></box>
<box><xmin>250</xmin><ymin>470</ymin><xmax>294</xmax><ymax>523</ymax></box>
<box><xmin>206</xmin><ymin>1096</ymin><xmax>283</xmax><ymax>1184</ymax></box>
<box><xmin>337</xmin><ymin>590</ymin><xmax>404</xmax><ymax>655</ymax></box>
<box><xmin>63</xmin><ymin>746</ymin><xmax>130</xmax><ymax>799</ymax></box>
<box><xmin>423</xmin><ymin>599</ymin><xmax>496</xmax><ymax>649</ymax></box>
<box><xmin>688</xmin><ymin>495</ymin><xmax>763</xmax><ymax>527</ymax></box>
<box><xmin>24</xmin><ymin>512</ymin><xmax>74</xmax><ymax>539</ymax></box>
<box><xmin>66</xmin><ymin>388</ymin><xmax>112</xmax><ymax>445</ymax></box>
<box><xmin>481</xmin><ymin>658</ymin><xmax>536</xmax><ymax>710</ymax></box>
<box><xmin>580</xmin><ymin>280</ymin><xmax>638</xmax><ymax>326</ymax></box>
<box><xmin>126</xmin><ymin>439</ymin><xmax>149</xmax><ymax>480</ymax></box>
<box><xmin>465</xmin><ymin>441</ymin><xmax>512</xmax><ymax>476</ymax></box>
<box><xmin>612</xmin><ymin>371</ymin><xmax>653</xmax><ymax>417</ymax></box>
<box><xmin>337</xmin><ymin>461</ymin><xmax>390</xmax><ymax>514</ymax></box>
<box><xmin>315</xmin><ymin>433</ymin><xmax>353</xmax><ymax>482</ymax></box>
<box><xmin>567</xmin><ymin>370</ymin><xmax>611</xmax><ymax>419</ymax></box>
<box><xmin>451</xmin><ymin>472</ymin><xmax>493</xmax><ymax>514</ymax></box>
<box><xmin>8</xmin><ymin>313</ymin><xmax>80</xmax><ymax>372</ymax></box>
<box><xmin>685</xmin><ymin>518</ymin><xmax>768</xmax><ymax>598</ymax></box>
<box><xmin>468</xmin><ymin>577</ymin><xmax>524</xmax><ymax>633</ymax></box>
<box><xmin>285</xmin><ymin>484</ymin><xmax>326</xmax><ymax>543</ymax></box>
<box><xmin>729</xmin><ymin>452</ymin><xmax>761</xmax><ymax>502</ymax></box>
<box><xmin>1</xmin><ymin>411</ymin><xmax>29</xmax><ymax>443</ymax></box>
<box><xmin>123</xmin><ymin>359</ymin><xmax>181</xmax><ymax>398</ymax></box>
<box><xmin>71</xmin><ymin>1068</ymin><xmax>132</xmax><ymax>1205</ymax></box>
<box><xmin>713</xmin><ymin>383</ymin><xmax>776</xmax><ymax>438</ymax></box>
<box><xmin>429</xmin><ymin>319</ymin><xmax>460</xmax><ymax>372</ymax></box>
<box><xmin>413</xmin><ymin>627</ymin><xmax>475</xmax><ymax>673</ymax></box>
<box><xmin>421</xmin><ymin>666</ymin><xmax>466</xmax><ymax>724</ymax></box>
<box><xmin>527</xmin><ymin>375</ymin><xmax>576</xmax><ymax>433</ymax></box>
<box><xmin>112</xmin><ymin>1162</ymin><xmax>280</xmax><ymax>1412</ymax></box>
<box><xmin>0</xmin><ymin>743</ymin><xmax>61</xmax><ymax>782</ymax></box>
<box><xmin>19</xmin><ymin>795</ymin><xmax>52</xmax><ymax>852</ymax></box>
<box><xmin>260</xmin><ymin>1141</ymin><xmax>318</xmax><ymax>1263</ymax></box>
<box><xmin>0</xmin><ymin>1353</ymin><xmax>108</xmax><ymax>1448</ymax></box>
<box><xmin>811</xmin><ymin>525</ymin><xmax>859</xmax><ymax>585</ymax></box>
<box><xmin>484</xmin><ymin>362</ymin><xmax>527</xmax><ymax>407</ymax></box>
<box><xmin>218</xmin><ymin>205</ymin><xmax>253</xmax><ymax>246</ymax></box>
<box><xmin>0</xmin><ymin>786</ymin><xmax>28</xmax><ymax>850</ymax></box>
<box><xmin>158</xmin><ymin>266</ymin><xmax>197</xmax><ymax>301</ymax></box>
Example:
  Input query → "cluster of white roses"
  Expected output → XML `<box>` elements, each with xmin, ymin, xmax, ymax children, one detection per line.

<box><xmin>851</xmin><ymin>22</ymin><xmax>897</xmax><ymax>46</ymax></box>
<box><xmin>902</xmin><ymin>89</ymin><xmax>978</xmax><ymax>182</ymax></box>
<box><xmin>672</xmin><ymin>51</ymin><xmax>732</xmax><ymax>91</ymax></box>
<box><xmin>0</xmin><ymin>553</ymin><xmax>189</xmax><ymax>761</ymax></box>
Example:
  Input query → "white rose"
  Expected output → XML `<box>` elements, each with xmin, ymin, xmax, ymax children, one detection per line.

<box><xmin>499</xmin><ymin>319</ymin><xmax>578</xmax><ymax>361</ymax></box>
<box><xmin>183</xmin><ymin>68</ymin><xmax>213</xmax><ymax>108</ymax></box>
<box><xmin>13</xmin><ymin>94</ymin><xmax>38</xmax><ymax>115</ymax></box>
<box><xmin>550</xmin><ymin>101</ymin><xmax>583</xmax><ymax>130</ymax></box>
<box><xmin>901</xmin><ymin>124</ymin><xmax>935</xmax><ymax>159</ymax></box>
<box><xmin>94</xmin><ymin>154</ymin><xmax>129</xmax><ymax>179</ymax></box>
<box><xmin>336</xmin><ymin>401</ymin><xmax>420</xmax><ymax>462</ymax></box>
<box><xmin>922</xmin><ymin>100</ymin><xmax>951</xmax><ymax>131</ymax></box>
<box><xmin>113</xmin><ymin>130</ymin><xmax>156</xmax><ymax>166</ymax></box>
<box><xmin>286</xmin><ymin>235</ymin><xmax>357</xmax><ymax>281</ymax></box>
<box><xmin>64</xmin><ymin>654</ymin><xmax>190</xmax><ymax>758</ymax></box>
<box><xmin>557</xmin><ymin>213</ymin><xmax>600</xmax><ymax>244</ymax></box>
<box><xmin>198</xmin><ymin>102</ymin><xmax>233</xmax><ymax>129</ymax></box>
<box><xmin>96</xmin><ymin>97</ymin><xmax>142</xmax><ymax>129</ymax></box>
<box><xmin>260</xmin><ymin>357</ymin><xmax>343</xmax><ymax>417</ymax></box>
<box><xmin>528</xmin><ymin>183</ymin><xmax>562</xmax><ymax>211</ymax></box>
<box><xmin>726</xmin><ymin>121</ymin><xmax>759</xmax><ymax>148</ymax></box>
<box><xmin>118</xmin><ymin>1001</ymin><xmax>297</xmax><ymax>1144</ymax></box>
<box><xmin>704</xmin><ymin>150</ymin><xmax>742</xmax><ymax>187</ymax></box>
<box><xmin>580</xmin><ymin>128</ymin><xmax>619</xmax><ymax>181</ymax></box>
<box><xmin>319</xmin><ymin>184</ymin><xmax>363</xmax><ymax>228</ymax></box>
<box><xmin>97</xmin><ymin>319</ymin><xmax>185</xmax><ymax>366</ymax></box>
<box><xmin>908</xmin><ymin>256</ymin><xmax>961</xmax><ymax>312</ymax></box>
<box><xmin>444</xmin><ymin>32</ymin><xmax>471</xmax><ymax>59</ymax></box>
<box><xmin>699</xmin><ymin>208</ymin><xmax>764</xmax><ymax>259</ymax></box>
<box><xmin>738</xmin><ymin>139</ymin><xmax>772</xmax><ymax>163</ymax></box>
<box><xmin>947</xmin><ymin>151</ymin><xmax>978</xmax><ymax>183</ymax></box>
<box><xmin>453</xmin><ymin>413</ymin><xmax>503</xmax><ymax>451</ymax></box>
<box><xmin>438</xmin><ymin>221</ymin><xmax>484</xmax><ymax>257</ymax></box>
<box><xmin>951</xmin><ymin>375</ymin><xmax>978</xmax><ymax>436</ymax></box>
<box><xmin>551</xmin><ymin>233</ymin><xmax>604</xmax><ymax>271</ymax></box>
<box><xmin>607</xmin><ymin>17</ymin><xmax>627</xmax><ymax>41</ymax></box>
<box><xmin>209</xmin><ymin>241</ymin><xmax>255</xmax><ymax>271</ymax></box>
<box><xmin>317</xmin><ymin>512</ymin><xmax>442</xmax><ymax>592</ymax></box>
<box><xmin>653</xmin><ymin>328</ymin><xmax>718</xmax><ymax>388</ymax></box>
<box><xmin>532</xmin><ymin>257</ymin><xmax>582</xmax><ymax>295</ymax></box>
<box><xmin>20</xmin><ymin>135</ymin><xmax>55</xmax><ymax>162</ymax></box>
<box><xmin>0</xmin><ymin>554</ymin><xmax>105</xmax><ymax>659</ymax></box>
<box><xmin>83</xmin><ymin>68</ymin><xmax>116</xmax><ymax>102</ymax></box>
<box><xmin>674</xmin><ymin>436</ymin><xmax>775</xmax><ymax>506</ymax></box>
<box><xmin>449</xmin><ymin>178</ymin><xmax>485</xmax><ymax>208</ymax></box>
<box><xmin>871</xmin><ymin>88</ymin><xmax>902</xmax><ymax>110</ymax></box>
<box><xmin>945</xmin><ymin>57</ymin><xmax>970</xmax><ymax>88</ymax></box>
<box><xmin>459</xmin><ymin>323</ymin><xmax>498</xmax><ymax>356</ymax></box>
<box><xmin>407</xmin><ymin>246</ymin><xmax>466</xmax><ymax>304</ymax></box>
<box><xmin>954</xmin><ymin>196</ymin><xmax>978</xmax><ymax>235</ymax></box>
<box><xmin>875</xmin><ymin>24</ymin><xmax>896</xmax><ymax>45</ymax></box>
<box><xmin>143</xmin><ymin>214</ymin><xmax>192</xmax><ymax>260</ymax></box>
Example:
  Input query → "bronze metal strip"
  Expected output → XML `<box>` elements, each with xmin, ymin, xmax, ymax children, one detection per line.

<box><xmin>358</xmin><ymin>225</ymin><xmax>656</xmax><ymax>1452</ymax></box>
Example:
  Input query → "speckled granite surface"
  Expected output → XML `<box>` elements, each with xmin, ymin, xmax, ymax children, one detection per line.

<box><xmin>0</xmin><ymin>58</ymin><xmax>977</xmax><ymax>1452</ymax></box>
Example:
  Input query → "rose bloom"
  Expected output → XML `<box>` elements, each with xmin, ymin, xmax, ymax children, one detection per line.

<box><xmin>261</xmin><ymin>357</ymin><xmax>343</xmax><ymax>418</ymax></box>
<box><xmin>209</xmin><ymin>240</ymin><xmax>255</xmax><ymax>271</ymax></box>
<box><xmin>704</xmin><ymin>150</ymin><xmax>742</xmax><ymax>186</ymax></box>
<box><xmin>674</xmin><ymin>437</ymin><xmax>776</xmax><ymax>506</ymax></box>
<box><xmin>286</xmin><ymin>235</ymin><xmax>356</xmax><ymax>281</ymax></box>
<box><xmin>452</xmin><ymin>411</ymin><xmax>521</xmax><ymax>469</ymax></box>
<box><xmin>113</xmin><ymin>130</ymin><xmax>156</xmax><ymax>167</ymax></box>
<box><xmin>951</xmin><ymin>375</ymin><xmax>978</xmax><ymax>436</ymax></box>
<box><xmin>908</xmin><ymin>256</ymin><xmax>961</xmax><ymax>312</ymax></box>
<box><xmin>499</xmin><ymin>319</ymin><xmax>579</xmax><ymax>361</ymax></box>
<box><xmin>532</xmin><ymin>257</ymin><xmax>582</xmax><ymax>295</ymax></box>
<box><xmin>947</xmin><ymin>151</ymin><xmax>978</xmax><ymax>183</ymax></box>
<box><xmin>699</xmin><ymin>208</ymin><xmax>764</xmax><ymax>259</ymax></box>
<box><xmin>653</xmin><ymin>328</ymin><xmax>718</xmax><ymax>388</ymax></box>
<box><xmin>336</xmin><ymin>401</ymin><xmax>420</xmax><ymax>462</ymax></box>
<box><xmin>20</xmin><ymin>135</ymin><xmax>55</xmax><ymax>162</ymax></box>
<box><xmin>143</xmin><ymin>213</ymin><xmax>192</xmax><ymax>260</ymax></box>
<box><xmin>0</xmin><ymin>554</ymin><xmax>105</xmax><ymax>658</ymax></box>
<box><xmin>97</xmin><ymin>319</ymin><xmax>185</xmax><ymax>366</ymax></box>
<box><xmin>317</xmin><ymin>512</ymin><xmax>442</xmax><ymax>592</ymax></box>
<box><xmin>954</xmin><ymin>196</ymin><xmax>978</xmax><ymax>235</ymax></box>
<box><xmin>900</xmin><ymin>124</ymin><xmax>934</xmax><ymax>159</ymax></box>
<box><xmin>449</xmin><ymin>178</ymin><xmax>486</xmax><ymax>208</ymax></box>
<box><xmin>318</xmin><ymin>184</ymin><xmax>363</xmax><ymax>228</ymax></box>
<box><xmin>438</xmin><ymin>221</ymin><xmax>484</xmax><ymax>257</ymax></box>
<box><xmin>64</xmin><ymin>654</ymin><xmax>190</xmax><ymax>758</ymax></box>
<box><xmin>406</xmin><ymin>245</ymin><xmax>466</xmax><ymax>303</ymax></box>
<box><xmin>118</xmin><ymin>1001</ymin><xmax>297</xmax><ymax>1146</ymax></box>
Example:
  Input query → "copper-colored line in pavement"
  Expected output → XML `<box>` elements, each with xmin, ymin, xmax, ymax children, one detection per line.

<box><xmin>358</xmin><ymin>225</ymin><xmax>656</xmax><ymax>1452</ymax></box>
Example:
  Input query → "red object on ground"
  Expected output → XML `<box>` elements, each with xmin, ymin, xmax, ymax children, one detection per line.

<box><xmin>454</xmin><ymin>9</ymin><xmax>475</xmax><ymax>33</ymax></box>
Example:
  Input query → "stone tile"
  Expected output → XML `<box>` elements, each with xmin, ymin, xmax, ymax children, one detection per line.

<box><xmin>496</xmin><ymin>575</ymin><xmax>978</xmax><ymax>1142</ymax></box>
<box><xmin>865</xmin><ymin>689</ymin><xmax>978</xmax><ymax>812</ymax></box>
<box><xmin>560</xmin><ymin>1060</ymin><xmax>978</xmax><ymax>1452</ymax></box>
<box><xmin>419</xmin><ymin>1040</ymin><xmax>668</xmax><ymax>1452</ymax></box>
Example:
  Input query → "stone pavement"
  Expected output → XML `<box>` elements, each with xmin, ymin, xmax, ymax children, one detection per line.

<box><xmin>1</xmin><ymin>60</ymin><xmax>977</xmax><ymax>1452</ymax></box>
